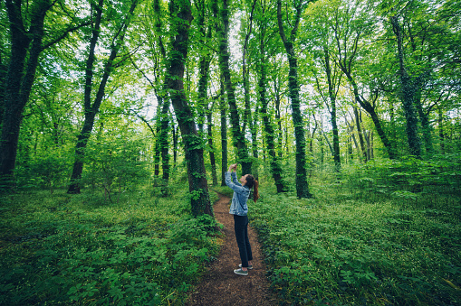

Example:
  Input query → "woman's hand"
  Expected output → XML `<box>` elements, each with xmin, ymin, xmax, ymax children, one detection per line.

<box><xmin>228</xmin><ymin>163</ymin><xmax>238</xmax><ymax>172</ymax></box>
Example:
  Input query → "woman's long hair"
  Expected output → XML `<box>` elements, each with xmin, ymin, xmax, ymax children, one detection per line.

<box><xmin>245</xmin><ymin>174</ymin><xmax>259</xmax><ymax>202</ymax></box>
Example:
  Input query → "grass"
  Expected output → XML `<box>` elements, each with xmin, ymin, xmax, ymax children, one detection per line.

<box><xmin>250</xmin><ymin>162</ymin><xmax>460</xmax><ymax>305</ymax></box>
<box><xmin>0</xmin><ymin>185</ymin><xmax>221</xmax><ymax>305</ymax></box>
<box><xmin>1</xmin><ymin>156</ymin><xmax>459</xmax><ymax>305</ymax></box>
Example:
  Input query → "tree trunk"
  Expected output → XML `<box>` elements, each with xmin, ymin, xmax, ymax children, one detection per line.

<box><xmin>346</xmin><ymin>74</ymin><xmax>396</xmax><ymax>159</ymax></box>
<box><xmin>370</xmin><ymin>131</ymin><xmax>374</xmax><ymax>159</ymax></box>
<box><xmin>390</xmin><ymin>16</ymin><xmax>422</xmax><ymax>157</ymax></box>
<box><xmin>0</xmin><ymin>0</ymin><xmax>50</xmax><ymax>185</ymax></box>
<box><xmin>207</xmin><ymin>106</ymin><xmax>218</xmax><ymax>186</ymax></box>
<box><xmin>274</xmin><ymin>79</ymin><xmax>284</xmax><ymax>159</ymax></box>
<box><xmin>258</xmin><ymin>36</ymin><xmax>285</xmax><ymax>193</ymax></box>
<box><xmin>330</xmin><ymin>104</ymin><xmax>340</xmax><ymax>170</ymax></box>
<box><xmin>167</xmin><ymin>0</ymin><xmax>212</xmax><ymax>217</ymax></box>
<box><xmin>159</xmin><ymin>98</ymin><xmax>170</xmax><ymax>195</ymax></box>
<box><xmin>242</xmin><ymin>0</ymin><xmax>258</xmax><ymax>177</ymax></box>
<box><xmin>1</xmin><ymin>0</ymin><xmax>90</xmax><ymax>188</ymax></box>
<box><xmin>241</xmin><ymin>0</ymin><xmax>255</xmax><ymax>134</ymax></box>
<box><xmin>214</xmin><ymin>0</ymin><xmax>251</xmax><ymax>175</ymax></box>
<box><xmin>172</xmin><ymin>123</ymin><xmax>178</xmax><ymax>165</ymax></box>
<box><xmin>277</xmin><ymin>0</ymin><xmax>311</xmax><ymax>198</ymax></box>
<box><xmin>220</xmin><ymin>77</ymin><xmax>228</xmax><ymax>187</ymax></box>
<box><xmin>153</xmin><ymin>101</ymin><xmax>161</xmax><ymax>178</ymax></box>
<box><xmin>196</xmin><ymin>47</ymin><xmax>211</xmax><ymax>133</ymax></box>
<box><xmin>347</xmin><ymin>135</ymin><xmax>353</xmax><ymax>163</ymax></box>
<box><xmin>354</xmin><ymin>106</ymin><xmax>367</xmax><ymax>162</ymax></box>
<box><xmin>196</xmin><ymin>6</ymin><xmax>215</xmax><ymax>185</ymax></box>
<box><xmin>323</xmin><ymin>48</ymin><xmax>341</xmax><ymax>172</ymax></box>
<box><xmin>364</xmin><ymin>130</ymin><xmax>371</xmax><ymax>161</ymax></box>
<box><xmin>438</xmin><ymin>107</ymin><xmax>444</xmax><ymax>153</ymax></box>
<box><xmin>414</xmin><ymin>88</ymin><xmax>434</xmax><ymax>154</ymax></box>
<box><xmin>68</xmin><ymin>0</ymin><xmax>138</xmax><ymax>193</ymax></box>
<box><xmin>0</xmin><ymin>54</ymin><xmax>6</xmax><ymax>129</ymax></box>
<box><xmin>68</xmin><ymin>0</ymin><xmax>104</xmax><ymax>194</ymax></box>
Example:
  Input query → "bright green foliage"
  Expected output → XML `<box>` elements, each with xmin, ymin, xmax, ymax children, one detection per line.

<box><xmin>0</xmin><ymin>186</ymin><xmax>221</xmax><ymax>305</ymax></box>
<box><xmin>251</xmin><ymin>160</ymin><xmax>460</xmax><ymax>305</ymax></box>
<box><xmin>82</xmin><ymin>136</ymin><xmax>151</xmax><ymax>203</ymax></box>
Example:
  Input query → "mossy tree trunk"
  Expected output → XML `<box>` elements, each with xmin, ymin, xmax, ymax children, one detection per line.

<box><xmin>220</xmin><ymin>77</ymin><xmax>228</xmax><ymax>187</ymax></box>
<box><xmin>213</xmin><ymin>0</ymin><xmax>251</xmax><ymax>175</ymax></box>
<box><xmin>257</xmin><ymin>15</ymin><xmax>285</xmax><ymax>193</ymax></box>
<box><xmin>206</xmin><ymin>104</ymin><xmax>218</xmax><ymax>186</ymax></box>
<box><xmin>166</xmin><ymin>0</ymin><xmax>212</xmax><ymax>217</ymax></box>
<box><xmin>276</xmin><ymin>0</ymin><xmax>311</xmax><ymax>198</ymax></box>
<box><xmin>390</xmin><ymin>15</ymin><xmax>422</xmax><ymax>157</ymax></box>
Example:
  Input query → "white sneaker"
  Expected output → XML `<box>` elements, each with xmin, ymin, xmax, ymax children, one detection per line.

<box><xmin>234</xmin><ymin>268</ymin><xmax>248</xmax><ymax>276</ymax></box>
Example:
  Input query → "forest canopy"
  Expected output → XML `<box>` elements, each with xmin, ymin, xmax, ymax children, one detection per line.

<box><xmin>0</xmin><ymin>0</ymin><xmax>460</xmax><ymax>208</ymax></box>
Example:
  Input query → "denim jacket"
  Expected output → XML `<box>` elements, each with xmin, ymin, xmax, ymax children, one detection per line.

<box><xmin>225</xmin><ymin>171</ymin><xmax>250</xmax><ymax>216</ymax></box>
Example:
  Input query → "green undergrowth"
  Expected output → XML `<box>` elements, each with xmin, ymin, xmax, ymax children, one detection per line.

<box><xmin>251</xmin><ymin>160</ymin><xmax>460</xmax><ymax>305</ymax></box>
<box><xmin>0</xmin><ymin>185</ymin><xmax>221</xmax><ymax>305</ymax></box>
<box><xmin>210</xmin><ymin>186</ymin><xmax>233</xmax><ymax>198</ymax></box>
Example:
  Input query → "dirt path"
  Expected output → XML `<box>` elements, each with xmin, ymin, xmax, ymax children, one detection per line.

<box><xmin>187</xmin><ymin>193</ymin><xmax>278</xmax><ymax>306</ymax></box>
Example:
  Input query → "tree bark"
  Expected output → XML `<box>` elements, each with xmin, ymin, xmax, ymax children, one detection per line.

<box><xmin>325</xmin><ymin>62</ymin><xmax>341</xmax><ymax>171</ymax></box>
<box><xmin>159</xmin><ymin>99</ymin><xmax>170</xmax><ymax>194</ymax></box>
<box><xmin>172</xmin><ymin>122</ymin><xmax>178</xmax><ymax>166</ymax></box>
<box><xmin>213</xmin><ymin>0</ymin><xmax>251</xmax><ymax>175</ymax></box>
<box><xmin>220</xmin><ymin>77</ymin><xmax>228</xmax><ymax>187</ymax></box>
<box><xmin>0</xmin><ymin>54</ymin><xmax>6</xmax><ymax>129</ymax></box>
<box><xmin>390</xmin><ymin>15</ymin><xmax>422</xmax><ymax>157</ymax></box>
<box><xmin>414</xmin><ymin>87</ymin><xmax>434</xmax><ymax>154</ymax></box>
<box><xmin>242</xmin><ymin>0</ymin><xmax>258</xmax><ymax>175</ymax></box>
<box><xmin>438</xmin><ymin>107</ymin><xmax>444</xmax><ymax>153</ymax></box>
<box><xmin>274</xmin><ymin>77</ymin><xmax>284</xmax><ymax>159</ymax></box>
<box><xmin>207</xmin><ymin>107</ymin><xmax>218</xmax><ymax>186</ymax></box>
<box><xmin>354</xmin><ymin>106</ymin><xmax>367</xmax><ymax>162</ymax></box>
<box><xmin>318</xmin><ymin>47</ymin><xmax>341</xmax><ymax>171</ymax></box>
<box><xmin>1</xmin><ymin>0</ymin><xmax>50</xmax><ymax>185</ymax></box>
<box><xmin>166</xmin><ymin>0</ymin><xmax>212</xmax><ymax>217</ymax></box>
<box><xmin>195</xmin><ymin>3</ymin><xmax>216</xmax><ymax>185</ymax></box>
<box><xmin>258</xmin><ymin>34</ymin><xmax>286</xmax><ymax>193</ymax></box>
<box><xmin>277</xmin><ymin>0</ymin><xmax>311</xmax><ymax>198</ymax></box>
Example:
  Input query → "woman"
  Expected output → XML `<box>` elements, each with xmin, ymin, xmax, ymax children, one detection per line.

<box><xmin>225</xmin><ymin>163</ymin><xmax>259</xmax><ymax>276</ymax></box>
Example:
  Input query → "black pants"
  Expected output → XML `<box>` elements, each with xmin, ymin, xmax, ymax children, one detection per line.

<box><xmin>234</xmin><ymin>215</ymin><xmax>253</xmax><ymax>268</ymax></box>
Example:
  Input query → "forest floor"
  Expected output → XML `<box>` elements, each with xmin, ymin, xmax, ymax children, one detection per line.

<box><xmin>187</xmin><ymin>193</ymin><xmax>278</xmax><ymax>306</ymax></box>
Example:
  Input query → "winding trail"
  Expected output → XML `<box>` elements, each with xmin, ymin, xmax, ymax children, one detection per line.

<box><xmin>187</xmin><ymin>192</ymin><xmax>277</xmax><ymax>306</ymax></box>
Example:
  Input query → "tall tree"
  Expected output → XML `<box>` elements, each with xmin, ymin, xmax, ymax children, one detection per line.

<box><xmin>68</xmin><ymin>0</ymin><xmax>139</xmax><ymax>193</ymax></box>
<box><xmin>383</xmin><ymin>0</ymin><xmax>460</xmax><ymax>156</ymax></box>
<box><xmin>206</xmin><ymin>100</ymin><xmax>218</xmax><ymax>186</ymax></box>
<box><xmin>1</xmin><ymin>0</ymin><xmax>86</xmax><ymax>187</ymax></box>
<box><xmin>193</xmin><ymin>0</ymin><xmax>217</xmax><ymax>185</ymax></box>
<box><xmin>277</xmin><ymin>0</ymin><xmax>311</xmax><ymax>198</ymax></box>
<box><xmin>389</xmin><ymin>14</ymin><xmax>422</xmax><ymax>157</ymax></box>
<box><xmin>194</xmin><ymin>0</ymin><xmax>213</xmax><ymax>132</ymax></box>
<box><xmin>219</xmin><ymin>76</ymin><xmax>228</xmax><ymax>186</ymax></box>
<box><xmin>241</xmin><ymin>0</ymin><xmax>259</xmax><ymax>175</ymax></box>
<box><xmin>353</xmin><ymin>106</ymin><xmax>367</xmax><ymax>161</ymax></box>
<box><xmin>270</xmin><ymin>59</ymin><xmax>286</xmax><ymax>159</ymax></box>
<box><xmin>255</xmin><ymin>0</ymin><xmax>286</xmax><ymax>192</ymax></box>
<box><xmin>304</xmin><ymin>0</ymin><xmax>343</xmax><ymax>171</ymax></box>
<box><xmin>213</xmin><ymin>0</ymin><xmax>251</xmax><ymax>175</ymax></box>
<box><xmin>166</xmin><ymin>0</ymin><xmax>212</xmax><ymax>217</ymax></box>
<box><xmin>329</xmin><ymin>0</ymin><xmax>397</xmax><ymax>159</ymax></box>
